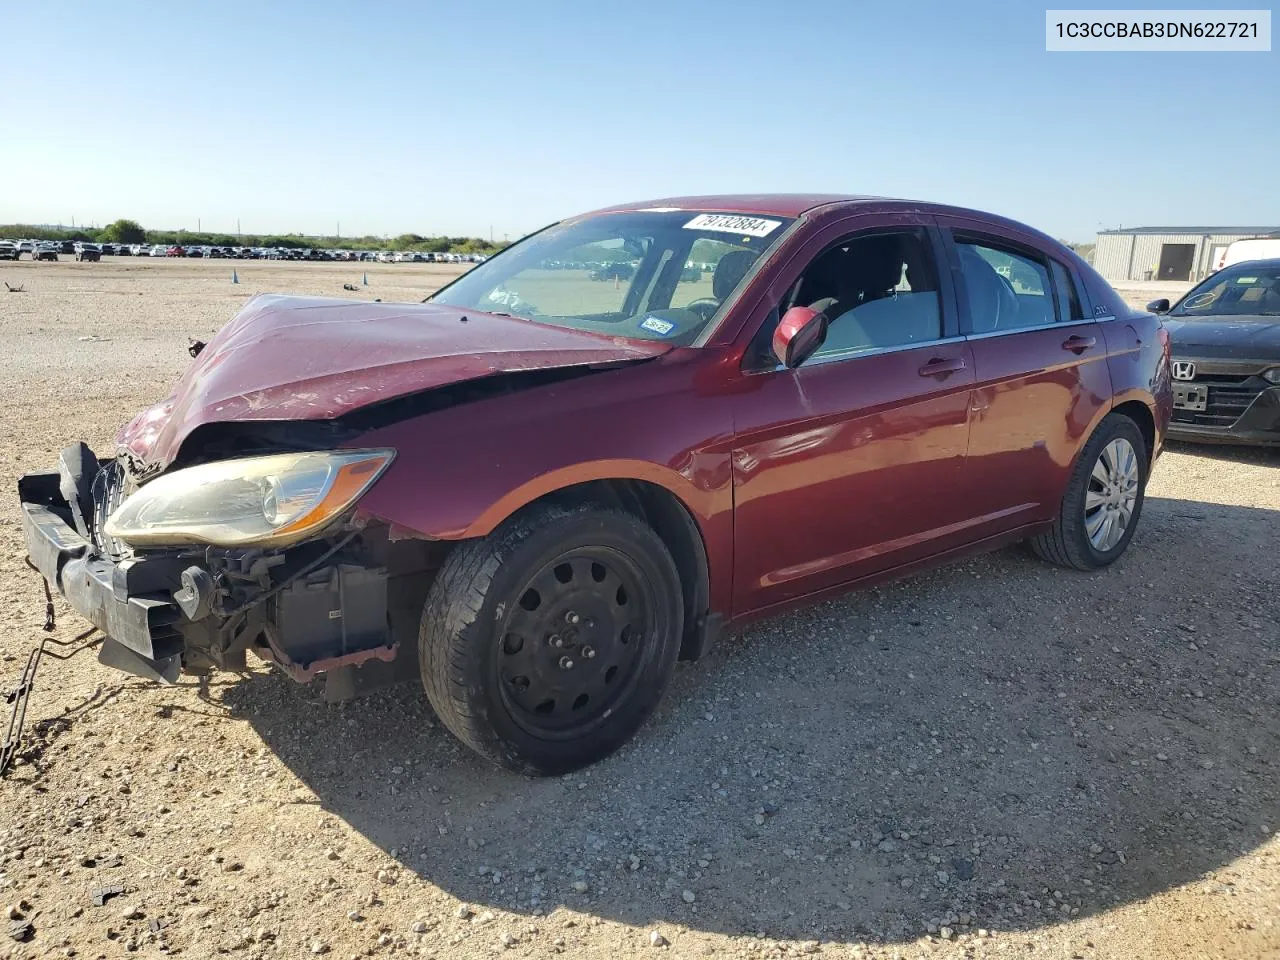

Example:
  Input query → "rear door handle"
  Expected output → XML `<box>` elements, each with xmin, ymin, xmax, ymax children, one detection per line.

<box><xmin>1062</xmin><ymin>335</ymin><xmax>1097</xmax><ymax>353</ymax></box>
<box><xmin>918</xmin><ymin>357</ymin><xmax>966</xmax><ymax>377</ymax></box>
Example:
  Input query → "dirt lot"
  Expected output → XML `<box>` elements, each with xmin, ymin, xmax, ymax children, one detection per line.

<box><xmin>0</xmin><ymin>259</ymin><xmax>1276</xmax><ymax>960</ymax></box>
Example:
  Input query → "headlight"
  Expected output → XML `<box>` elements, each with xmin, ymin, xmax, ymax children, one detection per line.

<box><xmin>1263</xmin><ymin>367</ymin><xmax>1280</xmax><ymax>385</ymax></box>
<box><xmin>105</xmin><ymin>449</ymin><xmax>395</xmax><ymax>547</ymax></box>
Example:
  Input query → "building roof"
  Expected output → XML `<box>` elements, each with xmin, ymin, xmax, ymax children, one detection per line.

<box><xmin>1098</xmin><ymin>226</ymin><xmax>1280</xmax><ymax>236</ymax></box>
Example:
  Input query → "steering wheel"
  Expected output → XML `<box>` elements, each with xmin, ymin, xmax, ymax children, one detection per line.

<box><xmin>684</xmin><ymin>298</ymin><xmax>720</xmax><ymax>321</ymax></box>
<box><xmin>992</xmin><ymin>272</ymin><xmax>1019</xmax><ymax>328</ymax></box>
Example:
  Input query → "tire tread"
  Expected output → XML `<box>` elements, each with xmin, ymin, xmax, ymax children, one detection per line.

<box><xmin>1030</xmin><ymin>413</ymin><xmax>1147</xmax><ymax>572</ymax></box>
<box><xmin>419</xmin><ymin>502</ymin><xmax>679</xmax><ymax>774</ymax></box>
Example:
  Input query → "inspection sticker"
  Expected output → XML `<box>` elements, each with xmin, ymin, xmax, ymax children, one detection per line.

<box><xmin>640</xmin><ymin>316</ymin><xmax>676</xmax><ymax>336</ymax></box>
<box><xmin>683</xmin><ymin>213</ymin><xmax>782</xmax><ymax>238</ymax></box>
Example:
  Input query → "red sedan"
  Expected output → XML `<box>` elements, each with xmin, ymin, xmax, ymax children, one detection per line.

<box><xmin>19</xmin><ymin>195</ymin><xmax>1171</xmax><ymax>774</ymax></box>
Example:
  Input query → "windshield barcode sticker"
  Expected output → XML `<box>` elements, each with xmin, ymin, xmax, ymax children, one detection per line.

<box><xmin>683</xmin><ymin>214</ymin><xmax>782</xmax><ymax>238</ymax></box>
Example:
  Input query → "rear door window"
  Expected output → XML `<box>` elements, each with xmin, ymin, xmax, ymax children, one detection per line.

<box><xmin>955</xmin><ymin>240</ymin><xmax>1056</xmax><ymax>332</ymax></box>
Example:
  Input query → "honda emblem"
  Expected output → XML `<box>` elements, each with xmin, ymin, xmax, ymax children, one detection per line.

<box><xmin>1171</xmin><ymin>361</ymin><xmax>1196</xmax><ymax>381</ymax></box>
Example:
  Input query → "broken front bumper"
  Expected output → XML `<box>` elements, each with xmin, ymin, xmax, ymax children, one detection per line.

<box><xmin>19</xmin><ymin>451</ymin><xmax>401</xmax><ymax>689</ymax></box>
<box><xmin>19</xmin><ymin>470</ymin><xmax>186</xmax><ymax>682</ymax></box>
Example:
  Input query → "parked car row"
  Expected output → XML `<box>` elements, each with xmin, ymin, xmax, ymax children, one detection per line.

<box><xmin>1</xmin><ymin>240</ymin><xmax>106</xmax><ymax>262</ymax></box>
<box><xmin>0</xmin><ymin>239</ymin><xmax>489</xmax><ymax>263</ymax></box>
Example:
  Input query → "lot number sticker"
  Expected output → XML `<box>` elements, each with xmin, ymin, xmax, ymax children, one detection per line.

<box><xmin>683</xmin><ymin>214</ymin><xmax>781</xmax><ymax>238</ymax></box>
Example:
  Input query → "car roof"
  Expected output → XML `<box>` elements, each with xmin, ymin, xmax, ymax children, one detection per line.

<box><xmin>581</xmin><ymin>194</ymin><xmax>1056</xmax><ymax>235</ymax></box>
<box><xmin>575</xmin><ymin>195</ymin><xmax>1076</xmax><ymax>257</ymax></box>
<box><xmin>589</xmin><ymin>194</ymin><xmax>875</xmax><ymax>218</ymax></box>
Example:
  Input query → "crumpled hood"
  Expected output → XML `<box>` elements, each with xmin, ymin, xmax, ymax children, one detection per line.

<box><xmin>118</xmin><ymin>294</ymin><xmax>669</xmax><ymax>469</ymax></box>
<box><xmin>1163</xmin><ymin>315</ymin><xmax>1280</xmax><ymax>358</ymax></box>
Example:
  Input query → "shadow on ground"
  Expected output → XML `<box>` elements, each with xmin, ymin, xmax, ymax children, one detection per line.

<box><xmin>1165</xmin><ymin>438</ymin><xmax>1280</xmax><ymax>466</ymax></box>
<box><xmin>223</xmin><ymin>494</ymin><xmax>1279</xmax><ymax>944</ymax></box>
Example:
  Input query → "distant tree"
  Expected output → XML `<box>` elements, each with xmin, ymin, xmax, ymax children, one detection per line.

<box><xmin>101</xmin><ymin>219</ymin><xmax>147</xmax><ymax>245</ymax></box>
<box><xmin>0</xmin><ymin>218</ymin><xmax>502</xmax><ymax>255</ymax></box>
<box><xmin>261</xmin><ymin>235</ymin><xmax>308</xmax><ymax>249</ymax></box>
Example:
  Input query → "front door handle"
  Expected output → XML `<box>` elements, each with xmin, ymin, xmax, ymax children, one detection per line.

<box><xmin>918</xmin><ymin>357</ymin><xmax>966</xmax><ymax>377</ymax></box>
<box><xmin>1062</xmin><ymin>335</ymin><xmax>1097</xmax><ymax>354</ymax></box>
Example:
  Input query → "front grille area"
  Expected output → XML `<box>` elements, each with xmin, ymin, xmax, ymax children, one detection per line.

<box><xmin>1192</xmin><ymin>371</ymin><xmax>1252</xmax><ymax>385</ymax></box>
<box><xmin>90</xmin><ymin>459</ymin><xmax>132</xmax><ymax>559</ymax></box>
<box><xmin>1172</xmin><ymin>382</ymin><xmax>1265</xmax><ymax>428</ymax></box>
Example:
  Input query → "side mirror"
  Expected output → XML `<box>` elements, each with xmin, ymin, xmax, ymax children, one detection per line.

<box><xmin>773</xmin><ymin>306</ymin><xmax>828</xmax><ymax>368</ymax></box>
<box><xmin>1146</xmin><ymin>298</ymin><xmax>1171</xmax><ymax>314</ymax></box>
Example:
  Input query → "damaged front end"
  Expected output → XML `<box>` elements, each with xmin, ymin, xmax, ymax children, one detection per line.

<box><xmin>19</xmin><ymin>442</ymin><xmax>431</xmax><ymax>699</ymax></box>
<box><xmin>18</xmin><ymin>295</ymin><xmax>672</xmax><ymax>698</ymax></box>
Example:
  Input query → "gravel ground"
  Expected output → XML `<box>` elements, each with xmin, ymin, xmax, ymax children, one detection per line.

<box><xmin>0</xmin><ymin>260</ymin><xmax>1276</xmax><ymax>960</ymax></box>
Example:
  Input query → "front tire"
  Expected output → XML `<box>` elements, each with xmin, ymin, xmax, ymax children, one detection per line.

<box><xmin>419</xmin><ymin>503</ymin><xmax>683</xmax><ymax>775</ymax></box>
<box><xmin>1030</xmin><ymin>413</ymin><xmax>1148</xmax><ymax>571</ymax></box>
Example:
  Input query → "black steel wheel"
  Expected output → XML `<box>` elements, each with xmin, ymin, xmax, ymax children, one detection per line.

<box><xmin>419</xmin><ymin>503</ymin><xmax>683</xmax><ymax>775</ymax></box>
<box><xmin>497</xmin><ymin>546</ymin><xmax>655</xmax><ymax>739</ymax></box>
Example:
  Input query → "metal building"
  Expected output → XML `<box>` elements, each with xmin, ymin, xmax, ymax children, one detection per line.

<box><xmin>1092</xmin><ymin>227</ymin><xmax>1280</xmax><ymax>283</ymax></box>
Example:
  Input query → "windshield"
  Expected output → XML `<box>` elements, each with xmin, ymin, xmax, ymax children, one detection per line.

<box><xmin>1172</xmin><ymin>262</ymin><xmax>1280</xmax><ymax>318</ymax></box>
<box><xmin>429</xmin><ymin>210</ymin><xmax>796</xmax><ymax>343</ymax></box>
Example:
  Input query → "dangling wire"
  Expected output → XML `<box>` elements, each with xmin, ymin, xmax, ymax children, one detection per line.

<box><xmin>3</xmin><ymin>563</ymin><xmax>102</xmax><ymax>777</ymax></box>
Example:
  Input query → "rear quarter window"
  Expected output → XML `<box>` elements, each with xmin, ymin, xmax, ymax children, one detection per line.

<box><xmin>1051</xmin><ymin>260</ymin><xmax>1084</xmax><ymax>321</ymax></box>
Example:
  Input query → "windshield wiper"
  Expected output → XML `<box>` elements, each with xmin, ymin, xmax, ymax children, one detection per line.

<box><xmin>485</xmin><ymin>310</ymin><xmax>539</xmax><ymax>322</ymax></box>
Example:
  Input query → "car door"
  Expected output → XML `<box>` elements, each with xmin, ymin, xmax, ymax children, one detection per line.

<box><xmin>731</xmin><ymin>219</ymin><xmax>978</xmax><ymax>614</ymax></box>
<box><xmin>938</xmin><ymin>216</ymin><xmax>1112</xmax><ymax>534</ymax></box>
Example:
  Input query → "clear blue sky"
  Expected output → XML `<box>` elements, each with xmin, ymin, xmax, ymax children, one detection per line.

<box><xmin>3</xmin><ymin>1</ymin><xmax>1275</xmax><ymax>242</ymax></box>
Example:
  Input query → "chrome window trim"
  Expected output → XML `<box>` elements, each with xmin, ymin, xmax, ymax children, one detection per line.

<box><xmin>754</xmin><ymin>314</ymin><xmax>1121</xmax><ymax>374</ymax></box>
<box><xmin>750</xmin><ymin>336</ymin><xmax>970</xmax><ymax>375</ymax></box>
<box><xmin>1166</xmin><ymin>356</ymin><xmax>1278</xmax><ymax>376</ymax></box>
<box><xmin>796</xmin><ymin>335</ymin><xmax>968</xmax><ymax>370</ymax></box>
<box><xmin>963</xmin><ymin>315</ymin><xmax>1112</xmax><ymax>341</ymax></box>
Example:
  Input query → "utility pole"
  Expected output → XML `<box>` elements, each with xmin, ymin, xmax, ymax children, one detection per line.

<box><xmin>237</xmin><ymin>219</ymin><xmax>241</xmax><ymax>238</ymax></box>
<box><xmin>198</xmin><ymin>218</ymin><xmax>201</xmax><ymax>232</ymax></box>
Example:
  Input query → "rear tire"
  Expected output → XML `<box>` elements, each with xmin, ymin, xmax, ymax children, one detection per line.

<box><xmin>419</xmin><ymin>503</ymin><xmax>683</xmax><ymax>775</ymax></box>
<box><xmin>1030</xmin><ymin>413</ymin><xmax>1148</xmax><ymax>571</ymax></box>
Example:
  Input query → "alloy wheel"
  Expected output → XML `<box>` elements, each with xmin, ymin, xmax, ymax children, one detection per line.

<box><xmin>1084</xmin><ymin>437</ymin><xmax>1139</xmax><ymax>552</ymax></box>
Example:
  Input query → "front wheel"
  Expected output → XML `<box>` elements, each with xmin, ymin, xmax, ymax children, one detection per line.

<box><xmin>419</xmin><ymin>503</ymin><xmax>683</xmax><ymax>775</ymax></box>
<box><xmin>1031</xmin><ymin>413</ymin><xmax>1148</xmax><ymax>571</ymax></box>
